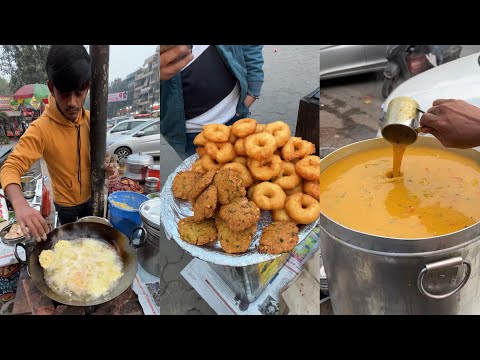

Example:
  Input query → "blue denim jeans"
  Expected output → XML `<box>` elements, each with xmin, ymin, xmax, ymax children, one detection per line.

<box><xmin>181</xmin><ymin>114</ymin><xmax>243</xmax><ymax>160</ymax></box>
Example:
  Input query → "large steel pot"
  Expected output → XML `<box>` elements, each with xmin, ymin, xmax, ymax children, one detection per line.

<box><xmin>320</xmin><ymin>136</ymin><xmax>480</xmax><ymax>315</ymax></box>
<box><xmin>133</xmin><ymin>223</ymin><xmax>160</xmax><ymax>277</ymax></box>
<box><xmin>14</xmin><ymin>222</ymin><xmax>145</xmax><ymax>307</ymax></box>
<box><xmin>132</xmin><ymin>199</ymin><xmax>160</xmax><ymax>277</ymax></box>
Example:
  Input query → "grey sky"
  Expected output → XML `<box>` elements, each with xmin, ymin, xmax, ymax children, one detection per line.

<box><xmin>86</xmin><ymin>45</ymin><xmax>158</xmax><ymax>84</ymax></box>
<box><xmin>106</xmin><ymin>45</ymin><xmax>158</xmax><ymax>82</ymax></box>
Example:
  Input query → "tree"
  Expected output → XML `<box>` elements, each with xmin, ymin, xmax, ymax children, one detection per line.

<box><xmin>0</xmin><ymin>112</ymin><xmax>9</xmax><ymax>144</ymax></box>
<box><xmin>0</xmin><ymin>76</ymin><xmax>10</xmax><ymax>95</ymax></box>
<box><xmin>0</xmin><ymin>45</ymin><xmax>51</xmax><ymax>91</ymax></box>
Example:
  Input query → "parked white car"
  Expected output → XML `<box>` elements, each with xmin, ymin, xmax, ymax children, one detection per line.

<box><xmin>107</xmin><ymin>118</ymin><xmax>160</xmax><ymax>159</ymax></box>
<box><xmin>107</xmin><ymin>116</ymin><xmax>134</xmax><ymax>130</ymax></box>
<box><xmin>107</xmin><ymin>119</ymin><xmax>147</xmax><ymax>140</ymax></box>
<box><xmin>378</xmin><ymin>52</ymin><xmax>480</xmax><ymax>137</ymax></box>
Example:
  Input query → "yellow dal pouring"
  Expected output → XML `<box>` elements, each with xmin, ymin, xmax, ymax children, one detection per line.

<box><xmin>320</xmin><ymin>146</ymin><xmax>480</xmax><ymax>238</ymax></box>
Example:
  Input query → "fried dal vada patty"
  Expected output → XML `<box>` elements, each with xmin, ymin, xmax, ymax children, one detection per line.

<box><xmin>39</xmin><ymin>249</ymin><xmax>55</xmax><ymax>269</ymax></box>
<box><xmin>218</xmin><ymin>197</ymin><xmax>260</xmax><ymax>231</ymax></box>
<box><xmin>189</xmin><ymin>170</ymin><xmax>217</xmax><ymax>201</ymax></box>
<box><xmin>193</xmin><ymin>185</ymin><xmax>218</xmax><ymax>222</ymax></box>
<box><xmin>259</xmin><ymin>221</ymin><xmax>299</xmax><ymax>254</ymax></box>
<box><xmin>213</xmin><ymin>168</ymin><xmax>246</xmax><ymax>204</ymax></box>
<box><xmin>178</xmin><ymin>217</ymin><xmax>217</xmax><ymax>246</ymax></box>
<box><xmin>215</xmin><ymin>217</ymin><xmax>256</xmax><ymax>254</ymax></box>
<box><xmin>172</xmin><ymin>171</ymin><xmax>201</xmax><ymax>200</ymax></box>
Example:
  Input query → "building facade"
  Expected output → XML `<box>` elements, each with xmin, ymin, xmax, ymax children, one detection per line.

<box><xmin>133</xmin><ymin>45</ymin><xmax>160</xmax><ymax>114</ymax></box>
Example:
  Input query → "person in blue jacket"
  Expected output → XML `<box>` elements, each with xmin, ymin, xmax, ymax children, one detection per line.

<box><xmin>160</xmin><ymin>45</ymin><xmax>264</xmax><ymax>160</ymax></box>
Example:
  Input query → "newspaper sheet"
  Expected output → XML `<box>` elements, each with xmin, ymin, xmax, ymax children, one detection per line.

<box><xmin>132</xmin><ymin>264</ymin><xmax>160</xmax><ymax>315</ymax></box>
<box><xmin>181</xmin><ymin>226</ymin><xmax>320</xmax><ymax>315</ymax></box>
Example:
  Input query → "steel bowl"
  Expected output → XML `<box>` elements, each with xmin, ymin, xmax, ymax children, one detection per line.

<box><xmin>0</xmin><ymin>222</ymin><xmax>29</xmax><ymax>246</ymax></box>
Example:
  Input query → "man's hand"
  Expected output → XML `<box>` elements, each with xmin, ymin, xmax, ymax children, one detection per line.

<box><xmin>14</xmin><ymin>203</ymin><xmax>49</xmax><ymax>241</ymax></box>
<box><xmin>160</xmin><ymin>45</ymin><xmax>193</xmax><ymax>81</ymax></box>
<box><xmin>420</xmin><ymin>99</ymin><xmax>480</xmax><ymax>149</ymax></box>
<box><xmin>235</xmin><ymin>95</ymin><xmax>258</xmax><ymax>116</ymax></box>
<box><xmin>244</xmin><ymin>94</ymin><xmax>257</xmax><ymax>108</ymax></box>
<box><xmin>5</xmin><ymin>184</ymin><xmax>49</xmax><ymax>241</ymax></box>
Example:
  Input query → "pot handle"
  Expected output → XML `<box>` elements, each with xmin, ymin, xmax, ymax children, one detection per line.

<box><xmin>417</xmin><ymin>257</ymin><xmax>471</xmax><ymax>300</ymax></box>
<box><xmin>130</xmin><ymin>227</ymin><xmax>146</xmax><ymax>249</ymax></box>
<box><xmin>14</xmin><ymin>242</ymin><xmax>29</xmax><ymax>265</ymax></box>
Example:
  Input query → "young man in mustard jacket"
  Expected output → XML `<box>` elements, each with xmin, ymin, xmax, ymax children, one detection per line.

<box><xmin>1</xmin><ymin>45</ymin><xmax>93</xmax><ymax>241</ymax></box>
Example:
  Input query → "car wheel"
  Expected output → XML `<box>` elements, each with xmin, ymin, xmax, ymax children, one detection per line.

<box><xmin>382</xmin><ymin>77</ymin><xmax>395</xmax><ymax>99</ymax></box>
<box><xmin>115</xmin><ymin>147</ymin><xmax>132</xmax><ymax>160</ymax></box>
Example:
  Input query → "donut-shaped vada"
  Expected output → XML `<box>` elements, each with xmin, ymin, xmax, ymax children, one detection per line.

<box><xmin>285</xmin><ymin>193</ymin><xmax>320</xmax><ymax>224</ymax></box>
<box><xmin>255</xmin><ymin>123</ymin><xmax>267</xmax><ymax>133</ymax></box>
<box><xmin>265</xmin><ymin>121</ymin><xmax>291</xmax><ymax>147</ymax></box>
<box><xmin>244</xmin><ymin>132</ymin><xmax>277</xmax><ymax>161</ymax></box>
<box><xmin>196</xmin><ymin>146</ymin><xmax>207</xmax><ymax>157</ymax></box>
<box><xmin>252</xmin><ymin>182</ymin><xmax>286</xmax><ymax>210</ymax></box>
<box><xmin>281</xmin><ymin>137</ymin><xmax>316</xmax><ymax>161</ymax></box>
<box><xmin>191</xmin><ymin>159</ymin><xmax>207</xmax><ymax>174</ymax></box>
<box><xmin>232</xmin><ymin>156</ymin><xmax>248</xmax><ymax>166</ymax></box>
<box><xmin>222</xmin><ymin>162</ymin><xmax>254</xmax><ymax>187</ymax></box>
<box><xmin>295</xmin><ymin>155</ymin><xmax>320</xmax><ymax>182</ymax></box>
<box><xmin>201</xmin><ymin>154</ymin><xmax>221</xmax><ymax>172</ymax></box>
<box><xmin>284</xmin><ymin>180</ymin><xmax>303</xmax><ymax>196</ymax></box>
<box><xmin>303</xmin><ymin>180</ymin><xmax>319</xmax><ymax>200</ymax></box>
<box><xmin>247</xmin><ymin>182</ymin><xmax>260</xmax><ymax>200</ymax></box>
<box><xmin>203</xmin><ymin>124</ymin><xmax>231</xmax><ymax>142</ymax></box>
<box><xmin>234</xmin><ymin>138</ymin><xmax>247</xmax><ymax>156</ymax></box>
<box><xmin>205</xmin><ymin>142</ymin><xmax>236</xmax><ymax>163</ymax></box>
<box><xmin>272</xmin><ymin>162</ymin><xmax>302</xmax><ymax>190</ymax></box>
<box><xmin>231</xmin><ymin>118</ymin><xmax>257</xmax><ymax>138</ymax></box>
<box><xmin>193</xmin><ymin>132</ymin><xmax>208</xmax><ymax>146</ymax></box>
<box><xmin>248</xmin><ymin>155</ymin><xmax>283</xmax><ymax>181</ymax></box>
<box><xmin>228</xmin><ymin>126</ymin><xmax>238</xmax><ymax>144</ymax></box>
<box><xmin>272</xmin><ymin>208</ymin><xmax>296</xmax><ymax>223</ymax></box>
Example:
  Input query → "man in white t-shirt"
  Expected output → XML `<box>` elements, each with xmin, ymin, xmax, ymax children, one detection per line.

<box><xmin>160</xmin><ymin>45</ymin><xmax>264</xmax><ymax>159</ymax></box>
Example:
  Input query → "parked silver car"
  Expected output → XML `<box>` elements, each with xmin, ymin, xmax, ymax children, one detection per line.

<box><xmin>107</xmin><ymin>118</ymin><xmax>160</xmax><ymax>159</ymax></box>
<box><xmin>320</xmin><ymin>45</ymin><xmax>387</xmax><ymax>80</ymax></box>
<box><xmin>107</xmin><ymin>119</ymin><xmax>148</xmax><ymax>139</ymax></box>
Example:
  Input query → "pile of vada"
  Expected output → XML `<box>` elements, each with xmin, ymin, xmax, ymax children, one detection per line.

<box><xmin>172</xmin><ymin>118</ymin><xmax>320</xmax><ymax>255</ymax></box>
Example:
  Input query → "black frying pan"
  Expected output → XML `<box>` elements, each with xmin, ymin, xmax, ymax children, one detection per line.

<box><xmin>14</xmin><ymin>222</ymin><xmax>145</xmax><ymax>307</ymax></box>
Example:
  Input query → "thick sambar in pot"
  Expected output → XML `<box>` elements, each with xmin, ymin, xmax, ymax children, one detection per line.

<box><xmin>320</xmin><ymin>139</ymin><xmax>480</xmax><ymax>238</ymax></box>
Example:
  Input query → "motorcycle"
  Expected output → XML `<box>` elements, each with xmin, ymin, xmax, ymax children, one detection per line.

<box><xmin>382</xmin><ymin>45</ymin><xmax>462</xmax><ymax>98</ymax></box>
